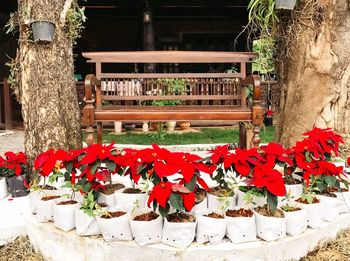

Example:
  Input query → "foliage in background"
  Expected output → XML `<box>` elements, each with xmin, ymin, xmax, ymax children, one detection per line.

<box><xmin>252</xmin><ymin>38</ymin><xmax>275</xmax><ymax>74</ymax></box>
<box><xmin>65</xmin><ymin>1</ymin><xmax>87</xmax><ymax>44</ymax></box>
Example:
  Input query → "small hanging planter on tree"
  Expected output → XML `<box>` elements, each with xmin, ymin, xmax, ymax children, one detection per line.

<box><xmin>275</xmin><ymin>0</ymin><xmax>297</xmax><ymax>10</ymax></box>
<box><xmin>31</xmin><ymin>21</ymin><xmax>55</xmax><ymax>43</ymax></box>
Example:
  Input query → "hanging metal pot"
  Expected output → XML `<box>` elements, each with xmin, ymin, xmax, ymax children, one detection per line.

<box><xmin>275</xmin><ymin>0</ymin><xmax>297</xmax><ymax>10</ymax></box>
<box><xmin>31</xmin><ymin>21</ymin><xmax>55</xmax><ymax>43</ymax></box>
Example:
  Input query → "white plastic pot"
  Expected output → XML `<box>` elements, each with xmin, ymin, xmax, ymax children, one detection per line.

<box><xmin>36</xmin><ymin>196</ymin><xmax>61</xmax><ymax>223</ymax></box>
<box><xmin>334</xmin><ymin>191</ymin><xmax>350</xmax><ymax>213</ymax></box>
<box><xmin>295</xmin><ymin>200</ymin><xmax>324</xmax><ymax>228</ymax></box>
<box><xmin>275</xmin><ymin>0</ymin><xmax>297</xmax><ymax>10</ymax></box>
<box><xmin>75</xmin><ymin>208</ymin><xmax>100</xmax><ymax>236</ymax></box>
<box><xmin>196</xmin><ymin>210</ymin><xmax>226</xmax><ymax>244</ymax></box>
<box><xmin>98</xmin><ymin>193</ymin><xmax>117</xmax><ymax>207</ymax></box>
<box><xmin>285</xmin><ymin>184</ymin><xmax>303</xmax><ymax>199</ymax></box>
<box><xmin>96</xmin><ymin>208</ymin><xmax>132</xmax><ymax>242</ymax></box>
<box><xmin>53</xmin><ymin>200</ymin><xmax>79</xmax><ymax>232</ymax></box>
<box><xmin>226</xmin><ymin>208</ymin><xmax>256</xmax><ymax>244</ymax></box>
<box><xmin>162</xmin><ymin>217</ymin><xmax>196</xmax><ymax>249</ymax></box>
<box><xmin>319</xmin><ymin>195</ymin><xmax>339</xmax><ymax>222</ymax></box>
<box><xmin>0</xmin><ymin>177</ymin><xmax>8</xmax><ymax>199</ymax></box>
<box><xmin>282</xmin><ymin>207</ymin><xmax>307</xmax><ymax>237</ymax></box>
<box><xmin>29</xmin><ymin>189</ymin><xmax>60</xmax><ymax>214</ymax></box>
<box><xmin>129</xmin><ymin>210</ymin><xmax>163</xmax><ymax>246</ymax></box>
<box><xmin>207</xmin><ymin>193</ymin><xmax>235</xmax><ymax>210</ymax></box>
<box><xmin>115</xmin><ymin>191</ymin><xmax>147</xmax><ymax>212</ymax></box>
<box><xmin>254</xmin><ymin>210</ymin><xmax>286</xmax><ymax>242</ymax></box>
<box><xmin>190</xmin><ymin>196</ymin><xmax>208</xmax><ymax>214</ymax></box>
<box><xmin>236</xmin><ymin>189</ymin><xmax>265</xmax><ymax>208</ymax></box>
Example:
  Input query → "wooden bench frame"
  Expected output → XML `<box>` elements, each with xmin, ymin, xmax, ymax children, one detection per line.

<box><xmin>82</xmin><ymin>51</ymin><xmax>263</xmax><ymax>148</ymax></box>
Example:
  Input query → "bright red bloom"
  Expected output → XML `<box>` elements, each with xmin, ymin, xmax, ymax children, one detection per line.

<box><xmin>315</xmin><ymin>161</ymin><xmax>343</xmax><ymax>176</ymax></box>
<box><xmin>147</xmin><ymin>181</ymin><xmax>173</xmax><ymax>208</ymax></box>
<box><xmin>347</xmin><ymin>157</ymin><xmax>350</xmax><ymax>167</ymax></box>
<box><xmin>0</xmin><ymin>151</ymin><xmax>27</xmax><ymax>176</ymax></box>
<box><xmin>34</xmin><ymin>149</ymin><xmax>70</xmax><ymax>177</ymax></box>
<box><xmin>251</xmin><ymin>164</ymin><xmax>286</xmax><ymax>196</ymax></box>
<box><xmin>181</xmin><ymin>192</ymin><xmax>196</xmax><ymax>211</ymax></box>
<box><xmin>79</xmin><ymin>143</ymin><xmax>116</xmax><ymax>166</ymax></box>
<box><xmin>225</xmin><ymin>148</ymin><xmax>265</xmax><ymax>176</ymax></box>
<box><xmin>261</xmin><ymin>142</ymin><xmax>293</xmax><ymax>166</ymax></box>
<box><xmin>209</xmin><ymin>144</ymin><xmax>230</xmax><ymax>165</ymax></box>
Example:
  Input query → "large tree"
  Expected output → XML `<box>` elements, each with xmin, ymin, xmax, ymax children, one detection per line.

<box><xmin>276</xmin><ymin>1</ymin><xmax>350</xmax><ymax>147</ymax></box>
<box><xmin>14</xmin><ymin>0</ymin><xmax>82</xmax><ymax>164</ymax></box>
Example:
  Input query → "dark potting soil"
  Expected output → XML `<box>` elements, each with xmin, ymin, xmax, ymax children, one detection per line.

<box><xmin>57</xmin><ymin>200</ymin><xmax>78</xmax><ymax>205</ymax></box>
<box><xmin>284</xmin><ymin>178</ymin><xmax>302</xmax><ymax>185</ymax></box>
<box><xmin>103</xmin><ymin>183</ymin><xmax>125</xmax><ymax>195</ymax></box>
<box><xmin>123</xmin><ymin>188</ymin><xmax>144</xmax><ymax>194</ymax></box>
<box><xmin>101</xmin><ymin>211</ymin><xmax>126</xmax><ymax>219</ymax></box>
<box><xmin>167</xmin><ymin>212</ymin><xmax>195</xmax><ymax>223</ymax></box>
<box><xmin>226</xmin><ymin>208</ymin><xmax>254</xmax><ymax>217</ymax></box>
<box><xmin>327</xmin><ymin>187</ymin><xmax>348</xmax><ymax>193</ymax></box>
<box><xmin>317</xmin><ymin>192</ymin><xmax>337</xmax><ymax>198</ymax></box>
<box><xmin>204</xmin><ymin>212</ymin><xmax>224</xmax><ymax>219</ymax></box>
<box><xmin>195</xmin><ymin>188</ymin><xmax>206</xmax><ymax>205</ymax></box>
<box><xmin>98</xmin><ymin>203</ymin><xmax>108</xmax><ymax>208</ymax></box>
<box><xmin>133</xmin><ymin>211</ymin><xmax>159</xmax><ymax>221</ymax></box>
<box><xmin>41</xmin><ymin>195</ymin><xmax>60</xmax><ymax>201</ymax></box>
<box><xmin>255</xmin><ymin>205</ymin><xmax>285</xmax><ymax>218</ymax></box>
<box><xmin>295</xmin><ymin>197</ymin><xmax>320</xmax><ymax>204</ymax></box>
<box><xmin>281</xmin><ymin>205</ymin><xmax>302</xmax><ymax>212</ymax></box>
<box><xmin>208</xmin><ymin>186</ymin><xmax>233</xmax><ymax>197</ymax></box>
<box><xmin>38</xmin><ymin>185</ymin><xmax>57</xmax><ymax>190</ymax></box>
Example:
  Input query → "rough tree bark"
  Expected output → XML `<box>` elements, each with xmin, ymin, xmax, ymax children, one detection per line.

<box><xmin>276</xmin><ymin>1</ymin><xmax>350</xmax><ymax>147</ymax></box>
<box><xmin>17</xmin><ymin>0</ymin><xmax>82</xmax><ymax>165</ymax></box>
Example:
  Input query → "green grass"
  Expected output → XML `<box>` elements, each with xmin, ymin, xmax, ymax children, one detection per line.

<box><xmin>93</xmin><ymin>126</ymin><xmax>276</xmax><ymax>145</ymax></box>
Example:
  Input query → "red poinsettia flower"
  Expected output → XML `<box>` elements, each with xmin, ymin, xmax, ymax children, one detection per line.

<box><xmin>147</xmin><ymin>181</ymin><xmax>173</xmax><ymax>208</ymax></box>
<box><xmin>225</xmin><ymin>148</ymin><xmax>265</xmax><ymax>176</ymax></box>
<box><xmin>34</xmin><ymin>149</ymin><xmax>70</xmax><ymax>177</ymax></box>
<box><xmin>209</xmin><ymin>144</ymin><xmax>230</xmax><ymax>165</ymax></box>
<box><xmin>79</xmin><ymin>143</ymin><xmax>116</xmax><ymax>166</ymax></box>
<box><xmin>251</xmin><ymin>164</ymin><xmax>286</xmax><ymax>196</ymax></box>
<box><xmin>348</xmin><ymin>157</ymin><xmax>350</xmax><ymax>167</ymax></box>
<box><xmin>315</xmin><ymin>161</ymin><xmax>343</xmax><ymax>176</ymax></box>
<box><xmin>260</xmin><ymin>142</ymin><xmax>293</xmax><ymax>166</ymax></box>
<box><xmin>181</xmin><ymin>192</ymin><xmax>196</xmax><ymax>211</ymax></box>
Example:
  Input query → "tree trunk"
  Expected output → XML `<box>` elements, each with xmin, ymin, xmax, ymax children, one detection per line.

<box><xmin>17</xmin><ymin>0</ymin><xmax>82</xmax><ymax>166</ymax></box>
<box><xmin>276</xmin><ymin>1</ymin><xmax>350</xmax><ymax>147</ymax></box>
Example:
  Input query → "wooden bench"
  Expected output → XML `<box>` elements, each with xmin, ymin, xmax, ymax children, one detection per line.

<box><xmin>82</xmin><ymin>51</ymin><xmax>263</xmax><ymax>148</ymax></box>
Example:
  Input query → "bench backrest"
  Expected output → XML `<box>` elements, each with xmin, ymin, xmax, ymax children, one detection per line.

<box><xmin>82</xmin><ymin>51</ymin><xmax>258</xmax><ymax>107</ymax></box>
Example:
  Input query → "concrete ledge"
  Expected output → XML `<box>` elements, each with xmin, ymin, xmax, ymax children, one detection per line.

<box><xmin>27</xmin><ymin>213</ymin><xmax>350</xmax><ymax>261</ymax></box>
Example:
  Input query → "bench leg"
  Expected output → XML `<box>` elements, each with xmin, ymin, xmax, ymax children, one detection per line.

<box><xmin>252</xmin><ymin>124</ymin><xmax>261</xmax><ymax>149</ymax></box>
<box><xmin>239</xmin><ymin>122</ymin><xmax>247</xmax><ymax>149</ymax></box>
<box><xmin>85</xmin><ymin>126</ymin><xmax>95</xmax><ymax>146</ymax></box>
<box><xmin>97</xmin><ymin>122</ymin><xmax>103</xmax><ymax>144</ymax></box>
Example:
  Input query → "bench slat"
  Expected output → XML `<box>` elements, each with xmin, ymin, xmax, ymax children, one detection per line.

<box><xmin>100</xmin><ymin>73</ymin><xmax>243</xmax><ymax>79</ymax></box>
<box><xmin>100</xmin><ymin>95</ymin><xmax>242</xmax><ymax>101</ymax></box>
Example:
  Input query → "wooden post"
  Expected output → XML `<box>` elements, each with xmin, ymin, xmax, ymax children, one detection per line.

<box><xmin>3</xmin><ymin>78</ymin><xmax>13</xmax><ymax>130</ymax></box>
<box><xmin>83</xmin><ymin>75</ymin><xmax>99</xmax><ymax>145</ymax></box>
<box><xmin>239</xmin><ymin>122</ymin><xmax>247</xmax><ymax>149</ymax></box>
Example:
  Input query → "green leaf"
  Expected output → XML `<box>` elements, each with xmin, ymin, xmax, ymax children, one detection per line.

<box><xmin>305</xmin><ymin>151</ymin><xmax>312</xmax><ymax>163</ymax></box>
<box><xmin>106</xmin><ymin>161</ymin><xmax>116</xmax><ymax>172</ymax></box>
<box><xmin>169</xmin><ymin>193</ymin><xmax>184</xmax><ymax>212</ymax></box>
<box><xmin>66</xmin><ymin>161</ymin><xmax>73</xmax><ymax>174</ymax></box>
<box><xmin>185</xmin><ymin>175</ymin><xmax>197</xmax><ymax>192</ymax></box>
<box><xmin>266</xmin><ymin>191</ymin><xmax>278</xmax><ymax>212</ymax></box>
<box><xmin>158</xmin><ymin>203</ymin><xmax>170</xmax><ymax>217</ymax></box>
<box><xmin>325</xmin><ymin>176</ymin><xmax>337</xmax><ymax>187</ymax></box>
<box><xmin>90</xmin><ymin>162</ymin><xmax>98</xmax><ymax>174</ymax></box>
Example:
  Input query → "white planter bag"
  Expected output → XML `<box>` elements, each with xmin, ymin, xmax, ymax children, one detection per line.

<box><xmin>196</xmin><ymin>210</ymin><xmax>226</xmax><ymax>244</ymax></box>
<box><xmin>207</xmin><ymin>193</ymin><xmax>235</xmax><ymax>210</ymax></box>
<box><xmin>190</xmin><ymin>197</ymin><xmax>208</xmax><ymax>214</ymax></box>
<box><xmin>283</xmin><ymin>208</ymin><xmax>307</xmax><ymax>237</ymax></box>
<box><xmin>96</xmin><ymin>208</ymin><xmax>132</xmax><ymax>242</ymax></box>
<box><xmin>295</xmin><ymin>201</ymin><xmax>324</xmax><ymax>228</ymax></box>
<box><xmin>334</xmin><ymin>191</ymin><xmax>350</xmax><ymax>213</ymax></box>
<box><xmin>254</xmin><ymin>210</ymin><xmax>286</xmax><ymax>242</ymax></box>
<box><xmin>162</xmin><ymin>218</ymin><xmax>196</xmax><ymax>249</ymax></box>
<box><xmin>129</xmin><ymin>210</ymin><xmax>163</xmax><ymax>246</ymax></box>
<box><xmin>53</xmin><ymin>201</ymin><xmax>79</xmax><ymax>232</ymax></box>
<box><xmin>115</xmin><ymin>191</ymin><xmax>147</xmax><ymax>212</ymax></box>
<box><xmin>75</xmin><ymin>208</ymin><xmax>100</xmax><ymax>236</ymax></box>
<box><xmin>319</xmin><ymin>195</ymin><xmax>339</xmax><ymax>222</ymax></box>
<box><xmin>236</xmin><ymin>189</ymin><xmax>265</xmax><ymax>208</ymax></box>
<box><xmin>98</xmin><ymin>193</ymin><xmax>117</xmax><ymax>207</ymax></box>
<box><xmin>29</xmin><ymin>189</ymin><xmax>60</xmax><ymax>214</ymax></box>
<box><xmin>0</xmin><ymin>178</ymin><xmax>8</xmax><ymax>199</ymax></box>
<box><xmin>285</xmin><ymin>184</ymin><xmax>303</xmax><ymax>199</ymax></box>
<box><xmin>36</xmin><ymin>196</ymin><xmax>61</xmax><ymax>223</ymax></box>
<box><xmin>226</xmin><ymin>209</ymin><xmax>256</xmax><ymax>244</ymax></box>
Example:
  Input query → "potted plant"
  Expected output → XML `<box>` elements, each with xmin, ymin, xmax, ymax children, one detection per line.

<box><xmin>196</xmin><ymin>208</ymin><xmax>226</xmax><ymax>244</ymax></box>
<box><xmin>96</xmin><ymin>206</ymin><xmax>133</xmax><ymax>242</ymax></box>
<box><xmin>31</xmin><ymin>21</ymin><xmax>55</xmax><ymax>43</ymax></box>
<box><xmin>0</xmin><ymin>151</ymin><xmax>28</xmax><ymax>197</ymax></box>
<box><xmin>280</xmin><ymin>202</ymin><xmax>307</xmax><ymax>237</ymax></box>
<box><xmin>190</xmin><ymin>186</ymin><xmax>208</xmax><ymax>213</ymax></box>
<box><xmin>0</xmin><ymin>156</ymin><xmax>8</xmax><ymax>199</ymax></box>
<box><xmin>36</xmin><ymin>194</ymin><xmax>61</xmax><ymax>222</ymax></box>
<box><xmin>225</xmin><ymin>207</ymin><xmax>256</xmax><ymax>244</ymax></box>
<box><xmin>275</xmin><ymin>0</ymin><xmax>297</xmax><ymax>10</ymax></box>
<box><xmin>263</xmin><ymin>107</ymin><xmax>274</xmax><ymax>126</ymax></box>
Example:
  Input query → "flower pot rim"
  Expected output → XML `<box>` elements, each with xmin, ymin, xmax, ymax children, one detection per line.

<box><xmin>30</xmin><ymin>20</ymin><xmax>56</xmax><ymax>27</ymax></box>
<box><xmin>253</xmin><ymin>209</ymin><xmax>285</xmax><ymax>219</ymax></box>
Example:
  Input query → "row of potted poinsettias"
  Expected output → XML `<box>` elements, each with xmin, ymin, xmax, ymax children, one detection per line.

<box><xmin>4</xmin><ymin>127</ymin><xmax>350</xmax><ymax>248</ymax></box>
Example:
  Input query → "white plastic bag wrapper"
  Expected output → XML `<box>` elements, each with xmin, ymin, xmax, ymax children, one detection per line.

<box><xmin>98</xmin><ymin>193</ymin><xmax>116</xmax><ymax>207</ymax></box>
<box><xmin>75</xmin><ymin>208</ymin><xmax>100</xmax><ymax>236</ymax></box>
<box><xmin>0</xmin><ymin>178</ymin><xmax>8</xmax><ymax>199</ymax></box>
<box><xmin>334</xmin><ymin>191</ymin><xmax>350</xmax><ymax>213</ymax></box>
<box><xmin>190</xmin><ymin>197</ymin><xmax>208</xmax><ymax>214</ymax></box>
<box><xmin>226</xmin><ymin>209</ymin><xmax>256</xmax><ymax>244</ymax></box>
<box><xmin>319</xmin><ymin>195</ymin><xmax>339</xmax><ymax>222</ymax></box>
<box><xmin>285</xmin><ymin>184</ymin><xmax>303</xmax><ymax>200</ymax></box>
<box><xmin>162</xmin><ymin>217</ymin><xmax>196</xmax><ymax>249</ymax></box>
<box><xmin>36</xmin><ymin>196</ymin><xmax>61</xmax><ymax>223</ymax></box>
<box><xmin>53</xmin><ymin>200</ymin><xmax>79</xmax><ymax>232</ymax></box>
<box><xmin>115</xmin><ymin>191</ymin><xmax>147</xmax><ymax>212</ymax></box>
<box><xmin>207</xmin><ymin>193</ymin><xmax>235</xmax><ymax>210</ymax></box>
<box><xmin>196</xmin><ymin>209</ymin><xmax>226</xmax><ymax>244</ymax></box>
<box><xmin>96</xmin><ymin>207</ymin><xmax>132</xmax><ymax>242</ymax></box>
<box><xmin>294</xmin><ymin>201</ymin><xmax>324</xmax><ymax>228</ymax></box>
<box><xmin>283</xmin><ymin>207</ymin><xmax>307</xmax><ymax>237</ymax></box>
<box><xmin>236</xmin><ymin>189</ymin><xmax>265</xmax><ymax>208</ymax></box>
<box><xmin>254</xmin><ymin>210</ymin><xmax>286</xmax><ymax>242</ymax></box>
<box><xmin>29</xmin><ymin>189</ymin><xmax>60</xmax><ymax>214</ymax></box>
<box><xmin>129</xmin><ymin>209</ymin><xmax>163</xmax><ymax>246</ymax></box>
